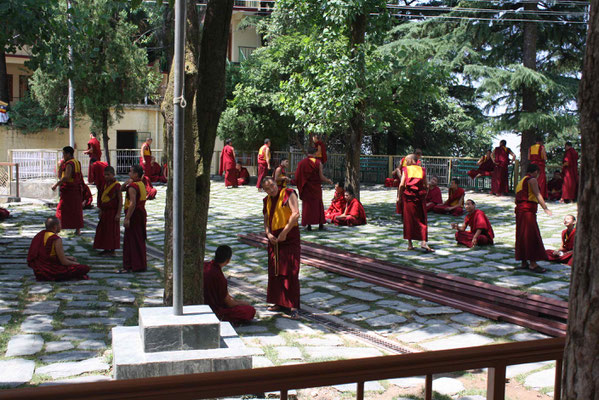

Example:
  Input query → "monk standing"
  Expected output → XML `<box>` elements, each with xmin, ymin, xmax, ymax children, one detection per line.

<box><xmin>467</xmin><ymin>150</ymin><xmax>494</xmax><ymax>180</ymax></box>
<box><xmin>547</xmin><ymin>170</ymin><xmax>563</xmax><ymax>201</ymax></box>
<box><xmin>546</xmin><ymin>215</ymin><xmax>576</xmax><ymax>266</ymax></box>
<box><xmin>120</xmin><ymin>165</ymin><xmax>147</xmax><ymax>273</ymax></box>
<box><xmin>52</xmin><ymin>146</ymin><xmax>84</xmax><ymax>235</ymax></box>
<box><xmin>514</xmin><ymin>164</ymin><xmax>552</xmax><ymax>273</ymax></box>
<box><xmin>93</xmin><ymin>166</ymin><xmax>122</xmax><ymax>256</ymax></box>
<box><xmin>294</xmin><ymin>149</ymin><xmax>333</xmax><ymax>231</ymax></box>
<box><xmin>491</xmin><ymin>140</ymin><xmax>516</xmax><ymax>196</ymax></box>
<box><xmin>433</xmin><ymin>178</ymin><xmax>465</xmax><ymax>216</ymax></box>
<box><xmin>262</xmin><ymin>176</ymin><xmax>301</xmax><ymax>319</ymax></box>
<box><xmin>528</xmin><ymin>138</ymin><xmax>548</xmax><ymax>198</ymax></box>
<box><xmin>90</xmin><ymin>160</ymin><xmax>108</xmax><ymax>189</ymax></box>
<box><xmin>236</xmin><ymin>162</ymin><xmax>250</xmax><ymax>186</ymax></box>
<box><xmin>425</xmin><ymin>176</ymin><xmax>443</xmax><ymax>212</ymax></box>
<box><xmin>311</xmin><ymin>134</ymin><xmax>327</xmax><ymax>164</ymax></box>
<box><xmin>333</xmin><ymin>186</ymin><xmax>366</xmax><ymax>226</ymax></box>
<box><xmin>560</xmin><ymin>141</ymin><xmax>578</xmax><ymax>203</ymax></box>
<box><xmin>452</xmin><ymin>199</ymin><xmax>494</xmax><ymax>248</ymax></box>
<box><xmin>140</xmin><ymin>137</ymin><xmax>153</xmax><ymax>177</ymax></box>
<box><xmin>398</xmin><ymin>155</ymin><xmax>433</xmax><ymax>252</ymax></box>
<box><xmin>204</xmin><ymin>245</ymin><xmax>256</xmax><ymax>323</ymax></box>
<box><xmin>84</xmin><ymin>132</ymin><xmax>102</xmax><ymax>184</ymax></box>
<box><xmin>325</xmin><ymin>182</ymin><xmax>346</xmax><ymax>223</ymax></box>
<box><xmin>219</xmin><ymin>139</ymin><xmax>238</xmax><ymax>188</ymax></box>
<box><xmin>273</xmin><ymin>158</ymin><xmax>291</xmax><ymax>189</ymax></box>
<box><xmin>27</xmin><ymin>216</ymin><xmax>90</xmax><ymax>281</ymax></box>
<box><xmin>256</xmin><ymin>138</ymin><xmax>271</xmax><ymax>190</ymax></box>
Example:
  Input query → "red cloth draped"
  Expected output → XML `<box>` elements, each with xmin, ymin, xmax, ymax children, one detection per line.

<box><xmin>561</xmin><ymin>148</ymin><xmax>578</xmax><ymax>201</ymax></box>
<box><xmin>142</xmin><ymin>176</ymin><xmax>157</xmax><ymax>200</ymax></box>
<box><xmin>148</xmin><ymin>162</ymin><xmax>167</xmax><ymax>183</ymax></box>
<box><xmin>82</xmin><ymin>183</ymin><xmax>93</xmax><ymax>209</ymax></box>
<box><xmin>237</xmin><ymin>167</ymin><xmax>250</xmax><ymax>185</ymax></box>
<box><xmin>56</xmin><ymin>159</ymin><xmax>84</xmax><ymax>229</ymax></box>
<box><xmin>203</xmin><ymin>260</ymin><xmax>256</xmax><ymax>322</ymax></box>
<box><xmin>456</xmin><ymin>231</ymin><xmax>493</xmax><ymax>248</ymax></box>
<box><xmin>93</xmin><ymin>181</ymin><xmax>121</xmax><ymax>251</ymax></box>
<box><xmin>333</xmin><ymin>198</ymin><xmax>366</xmax><ymax>226</ymax></box>
<box><xmin>425</xmin><ymin>186</ymin><xmax>442</xmax><ymax>212</ymax></box>
<box><xmin>433</xmin><ymin>187</ymin><xmax>465</xmax><ymax>216</ymax></box>
<box><xmin>123</xmin><ymin>181</ymin><xmax>147</xmax><ymax>272</ymax></box>
<box><xmin>256</xmin><ymin>145</ymin><xmax>270</xmax><ymax>188</ymax></box>
<box><xmin>529</xmin><ymin>144</ymin><xmax>547</xmax><ymax>198</ymax></box>
<box><xmin>325</xmin><ymin>190</ymin><xmax>346</xmax><ymax>221</ymax></box>
<box><xmin>0</xmin><ymin>207</ymin><xmax>10</xmax><ymax>220</ymax></box>
<box><xmin>515</xmin><ymin>175</ymin><xmax>547</xmax><ymax>261</ymax></box>
<box><xmin>546</xmin><ymin>228</ymin><xmax>575</xmax><ymax>266</ymax></box>
<box><xmin>314</xmin><ymin>140</ymin><xmax>327</xmax><ymax>164</ymax></box>
<box><xmin>295</xmin><ymin>157</ymin><xmax>325</xmax><ymax>226</ymax></box>
<box><xmin>140</xmin><ymin>143</ymin><xmax>152</xmax><ymax>176</ymax></box>
<box><xmin>220</xmin><ymin>145</ymin><xmax>238</xmax><ymax>187</ymax></box>
<box><xmin>402</xmin><ymin>166</ymin><xmax>428</xmax><ymax>241</ymax></box>
<box><xmin>456</xmin><ymin>209</ymin><xmax>494</xmax><ymax>247</ymax></box>
<box><xmin>27</xmin><ymin>230</ymin><xmax>90</xmax><ymax>281</ymax></box>
<box><xmin>90</xmin><ymin>161</ymin><xmax>108</xmax><ymax>188</ymax></box>
<box><xmin>492</xmin><ymin>146</ymin><xmax>510</xmax><ymax>195</ymax></box>
<box><xmin>467</xmin><ymin>156</ymin><xmax>494</xmax><ymax>179</ymax></box>
<box><xmin>87</xmin><ymin>138</ymin><xmax>102</xmax><ymax>184</ymax></box>
<box><xmin>547</xmin><ymin>178</ymin><xmax>563</xmax><ymax>201</ymax></box>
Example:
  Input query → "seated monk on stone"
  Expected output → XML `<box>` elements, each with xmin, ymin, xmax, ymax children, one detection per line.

<box><xmin>0</xmin><ymin>207</ymin><xmax>10</xmax><ymax>220</ymax></box>
<box><xmin>452</xmin><ymin>199</ymin><xmax>494</xmax><ymax>248</ymax></box>
<box><xmin>433</xmin><ymin>178</ymin><xmax>465</xmax><ymax>216</ymax></box>
<box><xmin>547</xmin><ymin>170</ymin><xmax>563</xmax><ymax>201</ymax></box>
<box><xmin>546</xmin><ymin>214</ymin><xmax>576</xmax><ymax>266</ymax></box>
<box><xmin>236</xmin><ymin>162</ymin><xmax>250</xmax><ymax>186</ymax></box>
<box><xmin>204</xmin><ymin>245</ymin><xmax>256</xmax><ymax>323</ymax></box>
<box><xmin>81</xmin><ymin>182</ymin><xmax>94</xmax><ymax>209</ymax></box>
<box><xmin>27</xmin><ymin>216</ymin><xmax>90</xmax><ymax>281</ymax></box>
<box><xmin>325</xmin><ymin>181</ymin><xmax>346</xmax><ymax>223</ymax></box>
<box><xmin>467</xmin><ymin>150</ymin><xmax>494</xmax><ymax>180</ymax></box>
<box><xmin>384</xmin><ymin>163</ymin><xmax>401</xmax><ymax>187</ymax></box>
<box><xmin>148</xmin><ymin>157</ymin><xmax>167</xmax><ymax>183</ymax></box>
<box><xmin>333</xmin><ymin>185</ymin><xmax>366</xmax><ymax>226</ymax></box>
<box><xmin>425</xmin><ymin>176</ymin><xmax>443</xmax><ymax>212</ymax></box>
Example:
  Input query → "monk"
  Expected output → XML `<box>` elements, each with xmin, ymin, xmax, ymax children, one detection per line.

<box><xmin>273</xmin><ymin>158</ymin><xmax>291</xmax><ymax>189</ymax></box>
<box><xmin>433</xmin><ymin>178</ymin><xmax>465</xmax><ymax>216</ymax></box>
<box><xmin>528</xmin><ymin>138</ymin><xmax>548</xmax><ymax>198</ymax></box>
<box><xmin>256</xmin><ymin>138</ymin><xmax>271</xmax><ymax>190</ymax></box>
<box><xmin>425</xmin><ymin>176</ymin><xmax>443</xmax><ymax>212</ymax></box>
<box><xmin>236</xmin><ymin>162</ymin><xmax>250</xmax><ymax>186</ymax></box>
<box><xmin>83</xmin><ymin>132</ymin><xmax>102</xmax><ymax>184</ymax></box>
<box><xmin>0</xmin><ymin>207</ymin><xmax>9</xmax><ymax>220</ymax></box>
<box><xmin>398</xmin><ymin>154</ymin><xmax>433</xmax><ymax>252</ymax></box>
<box><xmin>491</xmin><ymin>139</ymin><xmax>516</xmax><ymax>196</ymax></box>
<box><xmin>81</xmin><ymin>183</ymin><xmax>94</xmax><ymax>209</ymax></box>
<box><xmin>90</xmin><ymin>160</ymin><xmax>108</xmax><ymax>189</ymax></box>
<box><xmin>219</xmin><ymin>139</ymin><xmax>238</xmax><ymax>188</ymax></box>
<box><xmin>141</xmin><ymin>175</ymin><xmax>157</xmax><ymax>200</ymax></box>
<box><xmin>311</xmin><ymin>134</ymin><xmax>327</xmax><ymax>164</ymax></box>
<box><xmin>161</xmin><ymin>157</ymin><xmax>169</xmax><ymax>181</ymax></box>
<box><xmin>467</xmin><ymin>150</ymin><xmax>494</xmax><ymax>180</ymax></box>
<box><xmin>148</xmin><ymin>157</ymin><xmax>167</xmax><ymax>183</ymax></box>
<box><xmin>52</xmin><ymin>146</ymin><xmax>84</xmax><ymax>235</ymax></box>
<box><xmin>514</xmin><ymin>164</ymin><xmax>552</xmax><ymax>273</ymax></box>
<box><xmin>547</xmin><ymin>170</ymin><xmax>563</xmax><ymax>201</ymax></box>
<box><xmin>395</xmin><ymin>151</ymin><xmax>423</xmax><ymax>214</ymax></box>
<box><xmin>93</xmin><ymin>166</ymin><xmax>122</xmax><ymax>256</ymax></box>
<box><xmin>294</xmin><ymin>149</ymin><xmax>333</xmax><ymax>231</ymax></box>
<box><xmin>262</xmin><ymin>176</ymin><xmax>301</xmax><ymax>319</ymax></box>
<box><xmin>384</xmin><ymin>164</ymin><xmax>401</xmax><ymax>187</ymax></box>
<box><xmin>333</xmin><ymin>186</ymin><xmax>366</xmax><ymax>226</ymax></box>
<box><xmin>120</xmin><ymin>165</ymin><xmax>147</xmax><ymax>273</ymax></box>
<box><xmin>452</xmin><ymin>199</ymin><xmax>494</xmax><ymax>248</ymax></box>
<box><xmin>324</xmin><ymin>182</ymin><xmax>346</xmax><ymax>223</ymax></box>
<box><xmin>27</xmin><ymin>216</ymin><xmax>90</xmax><ymax>281</ymax></box>
<box><xmin>140</xmin><ymin>137</ymin><xmax>153</xmax><ymax>177</ymax></box>
<box><xmin>204</xmin><ymin>245</ymin><xmax>256</xmax><ymax>323</ymax></box>
<box><xmin>546</xmin><ymin>215</ymin><xmax>576</xmax><ymax>266</ymax></box>
<box><xmin>561</xmin><ymin>141</ymin><xmax>578</xmax><ymax>203</ymax></box>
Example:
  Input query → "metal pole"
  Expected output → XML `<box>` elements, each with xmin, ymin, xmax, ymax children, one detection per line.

<box><xmin>68</xmin><ymin>0</ymin><xmax>75</xmax><ymax>148</ymax></box>
<box><xmin>172</xmin><ymin>0</ymin><xmax>186</xmax><ymax>316</ymax></box>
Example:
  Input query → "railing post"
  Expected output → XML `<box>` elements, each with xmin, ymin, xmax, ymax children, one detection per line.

<box><xmin>554</xmin><ymin>359</ymin><xmax>562</xmax><ymax>400</ymax></box>
<box><xmin>447</xmin><ymin>159</ymin><xmax>453</xmax><ymax>185</ymax></box>
<box><xmin>425</xmin><ymin>374</ymin><xmax>433</xmax><ymax>400</ymax></box>
<box><xmin>280</xmin><ymin>389</ymin><xmax>288</xmax><ymax>400</ymax></box>
<box><xmin>487</xmin><ymin>365</ymin><xmax>506</xmax><ymax>400</ymax></box>
<box><xmin>15</xmin><ymin>164</ymin><xmax>19</xmax><ymax>198</ymax></box>
<box><xmin>356</xmin><ymin>381</ymin><xmax>364</xmax><ymax>400</ymax></box>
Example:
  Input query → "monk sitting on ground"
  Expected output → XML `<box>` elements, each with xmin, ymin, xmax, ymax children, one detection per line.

<box><xmin>384</xmin><ymin>164</ymin><xmax>401</xmax><ymax>187</ymax></box>
<box><xmin>425</xmin><ymin>176</ymin><xmax>443</xmax><ymax>212</ymax></box>
<box><xmin>81</xmin><ymin>183</ymin><xmax>94</xmax><ymax>209</ymax></box>
<box><xmin>236</xmin><ymin>162</ymin><xmax>250</xmax><ymax>186</ymax></box>
<box><xmin>333</xmin><ymin>185</ymin><xmax>366</xmax><ymax>226</ymax></box>
<box><xmin>325</xmin><ymin>182</ymin><xmax>346</xmax><ymax>223</ymax></box>
<box><xmin>0</xmin><ymin>207</ymin><xmax>10</xmax><ymax>220</ymax></box>
<box><xmin>204</xmin><ymin>245</ymin><xmax>256</xmax><ymax>323</ymax></box>
<box><xmin>547</xmin><ymin>170</ymin><xmax>563</xmax><ymax>201</ymax></box>
<box><xmin>148</xmin><ymin>157</ymin><xmax>167</xmax><ymax>183</ymax></box>
<box><xmin>433</xmin><ymin>178</ymin><xmax>465</xmax><ymax>216</ymax></box>
<box><xmin>546</xmin><ymin>215</ymin><xmax>576</xmax><ymax>266</ymax></box>
<box><xmin>27</xmin><ymin>216</ymin><xmax>90</xmax><ymax>281</ymax></box>
<box><xmin>452</xmin><ymin>199</ymin><xmax>494</xmax><ymax>248</ymax></box>
<box><xmin>467</xmin><ymin>150</ymin><xmax>494</xmax><ymax>180</ymax></box>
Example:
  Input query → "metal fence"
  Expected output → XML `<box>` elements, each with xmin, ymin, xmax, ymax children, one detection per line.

<box><xmin>0</xmin><ymin>162</ymin><xmax>19</xmax><ymax>198</ymax></box>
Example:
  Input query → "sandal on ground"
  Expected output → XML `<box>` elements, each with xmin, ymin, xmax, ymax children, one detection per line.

<box><xmin>514</xmin><ymin>262</ymin><xmax>529</xmax><ymax>270</ymax></box>
<box><xmin>407</xmin><ymin>246</ymin><xmax>415</xmax><ymax>251</ymax></box>
<box><xmin>529</xmin><ymin>265</ymin><xmax>547</xmax><ymax>273</ymax></box>
<box><xmin>421</xmin><ymin>246</ymin><xmax>435</xmax><ymax>253</ymax></box>
<box><xmin>289</xmin><ymin>310</ymin><xmax>300</xmax><ymax>320</ymax></box>
<box><xmin>116</xmin><ymin>269</ymin><xmax>130</xmax><ymax>274</ymax></box>
<box><xmin>267</xmin><ymin>305</ymin><xmax>282</xmax><ymax>311</ymax></box>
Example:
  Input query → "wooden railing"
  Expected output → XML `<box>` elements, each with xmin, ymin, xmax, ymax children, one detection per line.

<box><xmin>0</xmin><ymin>338</ymin><xmax>565</xmax><ymax>400</ymax></box>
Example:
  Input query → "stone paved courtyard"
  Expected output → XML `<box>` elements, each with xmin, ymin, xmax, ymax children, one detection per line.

<box><xmin>0</xmin><ymin>179</ymin><xmax>577</xmax><ymax>399</ymax></box>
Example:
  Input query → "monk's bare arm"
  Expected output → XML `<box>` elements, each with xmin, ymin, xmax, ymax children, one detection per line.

<box><xmin>397</xmin><ymin>173</ymin><xmax>407</xmax><ymax>202</ymax></box>
<box><xmin>124</xmin><ymin>187</ymin><xmax>137</xmax><ymax>228</ymax></box>
<box><xmin>318</xmin><ymin>163</ymin><xmax>333</xmax><ymax>185</ymax></box>
<box><xmin>140</xmin><ymin>145</ymin><xmax>146</xmax><ymax>164</ymax></box>
<box><xmin>266</xmin><ymin>149</ymin><xmax>271</xmax><ymax>169</ymax></box>
<box><xmin>52</xmin><ymin>163</ymin><xmax>73</xmax><ymax>191</ymax></box>
<box><xmin>530</xmin><ymin>178</ymin><xmax>552</xmax><ymax>215</ymax></box>
<box><xmin>115</xmin><ymin>188</ymin><xmax>123</xmax><ymax>221</ymax></box>
<box><xmin>477</xmin><ymin>156</ymin><xmax>485</xmax><ymax>165</ymax></box>
<box><xmin>54</xmin><ymin>238</ymin><xmax>78</xmax><ymax>266</ymax></box>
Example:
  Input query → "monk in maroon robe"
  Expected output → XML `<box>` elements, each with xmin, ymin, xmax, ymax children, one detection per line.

<box><xmin>398</xmin><ymin>155</ymin><xmax>433</xmax><ymax>252</ymax></box>
<box><xmin>236</xmin><ymin>162</ymin><xmax>250</xmax><ymax>186</ymax></box>
<box><xmin>425</xmin><ymin>176</ymin><xmax>443</xmax><ymax>212</ymax></box>
<box><xmin>467</xmin><ymin>150</ymin><xmax>494</xmax><ymax>180</ymax></box>
<box><xmin>384</xmin><ymin>167</ymin><xmax>400</xmax><ymax>187</ymax></box>
<box><xmin>203</xmin><ymin>245</ymin><xmax>256</xmax><ymax>323</ymax></box>
<box><xmin>294</xmin><ymin>150</ymin><xmax>332</xmax><ymax>231</ymax></box>
<box><xmin>333</xmin><ymin>186</ymin><xmax>366</xmax><ymax>226</ymax></box>
<box><xmin>140</xmin><ymin>138</ymin><xmax>153</xmax><ymax>177</ymax></box>
<box><xmin>120</xmin><ymin>165</ymin><xmax>147</xmax><ymax>273</ymax></box>
<box><xmin>546</xmin><ymin>215</ymin><xmax>576</xmax><ymax>266</ymax></box>
<box><xmin>561</xmin><ymin>141</ymin><xmax>578</xmax><ymax>203</ymax></box>
<box><xmin>528</xmin><ymin>138</ymin><xmax>548</xmax><ymax>198</ymax></box>
<box><xmin>93</xmin><ymin>166</ymin><xmax>122</xmax><ymax>256</ymax></box>
<box><xmin>262</xmin><ymin>177</ymin><xmax>301</xmax><ymax>319</ymax></box>
<box><xmin>90</xmin><ymin>160</ymin><xmax>108</xmax><ymax>189</ymax></box>
<box><xmin>547</xmin><ymin>171</ymin><xmax>563</xmax><ymax>201</ymax></box>
<box><xmin>274</xmin><ymin>158</ymin><xmax>291</xmax><ymax>189</ymax></box>
<box><xmin>452</xmin><ymin>200</ymin><xmax>494</xmax><ymax>248</ymax></box>
<box><xmin>83</xmin><ymin>132</ymin><xmax>102</xmax><ymax>184</ymax></box>
<box><xmin>325</xmin><ymin>182</ymin><xmax>346</xmax><ymax>222</ymax></box>
<box><xmin>491</xmin><ymin>140</ymin><xmax>516</xmax><ymax>196</ymax></box>
<box><xmin>0</xmin><ymin>207</ymin><xmax>10</xmax><ymax>220</ymax></box>
<box><xmin>52</xmin><ymin>146</ymin><xmax>84</xmax><ymax>235</ymax></box>
<box><xmin>395</xmin><ymin>152</ymin><xmax>423</xmax><ymax>214</ymax></box>
<box><xmin>81</xmin><ymin>183</ymin><xmax>94</xmax><ymax>209</ymax></box>
<box><xmin>148</xmin><ymin>157</ymin><xmax>167</xmax><ymax>183</ymax></box>
<box><xmin>311</xmin><ymin>134</ymin><xmax>327</xmax><ymax>164</ymax></box>
<box><xmin>256</xmin><ymin>138</ymin><xmax>271</xmax><ymax>190</ymax></box>
<box><xmin>219</xmin><ymin>139</ymin><xmax>238</xmax><ymax>188</ymax></box>
<box><xmin>433</xmin><ymin>178</ymin><xmax>465</xmax><ymax>216</ymax></box>
<box><xmin>141</xmin><ymin>175</ymin><xmax>157</xmax><ymax>200</ymax></box>
<box><xmin>27</xmin><ymin>216</ymin><xmax>90</xmax><ymax>281</ymax></box>
<box><xmin>514</xmin><ymin>164</ymin><xmax>552</xmax><ymax>273</ymax></box>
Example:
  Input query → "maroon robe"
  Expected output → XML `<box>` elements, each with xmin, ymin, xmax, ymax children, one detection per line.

<box><xmin>433</xmin><ymin>187</ymin><xmax>465</xmax><ymax>216</ymax></box>
<box><xmin>324</xmin><ymin>190</ymin><xmax>346</xmax><ymax>221</ymax></box>
<box><xmin>547</xmin><ymin>178</ymin><xmax>563</xmax><ymax>201</ymax></box>
<box><xmin>333</xmin><ymin>198</ymin><xmax>366</xmax><ymax>226</ymax></box>
<box><xmin>27</xmin><ymin>230</ymin><xmax>90</xmax><ymax>281</ymax></box>
<box><xmin>314</xmin><ymin>140</ymin><xmax>327</xmax><ymax>164</ymax></box>
<box><xmin>81</xmin><ymin>183</ymin><xmax>94</xmax><ymax>209</ymax></box>
<box><xmin>402</xmin><ymin>165</ymin><xmax>428</xmax><ymax>241</ymax></box>
<box><xmin>86</xmin><ymin>137</ymin><xmax>102</xmax><ymax>184</ymax></box>
<box><xmin>93</xmin><ymin>181</ymin><xmax>121</xmax><ymax>251</ymax></box>
<box><xmin>295</xmin><ymin>157</ymin><xmax>325</xmax><ymax>226</ymax></box>
<box><xmin>561</xmin><ymin>148</ymin><xmax>578</xmax><ymax>201</ymax></box>
<box><xmin>90</xmin><ymin>161</ymin><xmax>108</xmax><ymax>189</ymax></box>
<box><xmin>515</xmin><ymin>175</ymin><xmax>547</xmax><ymax>261</ymax></box>
<box><xmin>263</xmin><ymin>188</ymin><xmax>301</xmax><ymax>309</ymax></box>
<box><xmin>492</xmin><ymin>146</ymin><xmax>511</xmax><ymax>195</ymax></box>
<box><xmin>455</xmin><ymin>209</ymin><xmax>494</xmax><ymax>248</ymax></box>
<box><xmin>56</xmin><ymin>159</ymin><xmax>84</xmax><ymax>229</ymax></box>
<box><xmin>237</xmin><ymin>167</ymin><xmax>250</xmax><ymax>185</ymax></box>
<box><xmin>546</xmin><ymin>228</ymin><xmax>576</xmax><ymax>266</ymax></box>
<box><xmin>529</xmin><ymin>144</ymin><xmax>547</xmax><ymax>198</ymax></box>
<box><xmin>142</xmin><ymin>176</ymin><xmax>157</xmax><ymax>200</ymax></box>
<box><xmin>219</xmin><ymin>145</ymin><xmax>238</xmax><ymax>187</ymax></box>
<box><xmin>203</xmin><ymin>260</ymin><xmax>256</xmax><ymax>322</ymax></box>
<box><xmin>140</xmin><ymin>143</ymin><xmax>152</xmax><ymax>176</ymax></box>
<box><xmin>384</xmin><ymin>170</ymin><xmax>400</xmax><ymax>187</ymax></box>
<box><xmin>467</xmin><ymin>155</ymin><xmax>494</xmax><ymax>179</ymax></box>
<box><xmin>425</xmin><ymin>186</ymin><xmax>443</xmax><ymax>212</ymax></box>
<box><xmin>256</xmin><ymin>144</ymin><xmax>270</xmax><ymax>188</ymax></box>
<box><xmin>0</xmin><ymin>207</ymin><xmax>10</xmax><ymax>220</ymax></box>
<box><xmin>123</xmin><ymin>181</ymin><xmax>147</xmax><ymax>272</ymax></box>
<box><xmin>148</xmin><ymin>162</ymin><xmax>167</xmax><ymax>183</ymax></box>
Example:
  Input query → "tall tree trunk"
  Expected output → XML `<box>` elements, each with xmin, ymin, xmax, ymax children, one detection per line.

<box><xmin>387</xmin><ymin>131</ymin><xmax>398</xmax><ymax>155</ymax></box>
<box><xmin>520</xmin><ymin>1</ymin><xmax>538</xmax><ymax>177</ymax></box>
<box><xmin>345</xmin><ymin>13</ymin><xmax>366</xmax><ymax>200</ymax></box>
<box><xmin>0</xmin><ymin>50</ymin><xmax>9</xmax><ymax>103</ymax></box>
<box><xmin>101</xmin><ymin>109</ymin><xmax>111</xmax><ymax>165</ymax></box>
<box><xmin>562</xmin><ymin>1</ymin><xmax>599</xmax><ymax>397</ymax></box>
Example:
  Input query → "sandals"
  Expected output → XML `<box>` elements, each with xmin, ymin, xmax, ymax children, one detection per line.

<box><xmin>514</xmin><ymin>262</ymin><xmax>529</xmax><ymax>270</ymax></box>
<box><xmin>289</xmin><ymin>310</ymin><xmax>300</xmax><ymax>320</ymax></box>
<box><xmin>267</xmin><ymin>305</ymin><xmax>282</xmax><ymax>311</ymax></box>
<box><xmin>529</xmin><ymin>265</ymin><xmax>547</xmax><ymax>273</ymax></box>
<box><xmin>421</xmin><ymin>246</ymin><xmax>435</xmax><ymax>253</ymax></box>
<box><xmin>116</xmin><ymin>269</ymin><xmax>130</xmax><ymax>274</ymax></box>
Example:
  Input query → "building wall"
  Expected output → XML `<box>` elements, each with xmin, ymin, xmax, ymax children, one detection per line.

<box><xmin>230</xmin><ymin>13</ymin><xmax>262</xmax><ymax>63</ymax></box>
<box><xmin>5</xmin><ymin>54</ymin><xmax>31</xmax><ymax>104</ymax></box>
